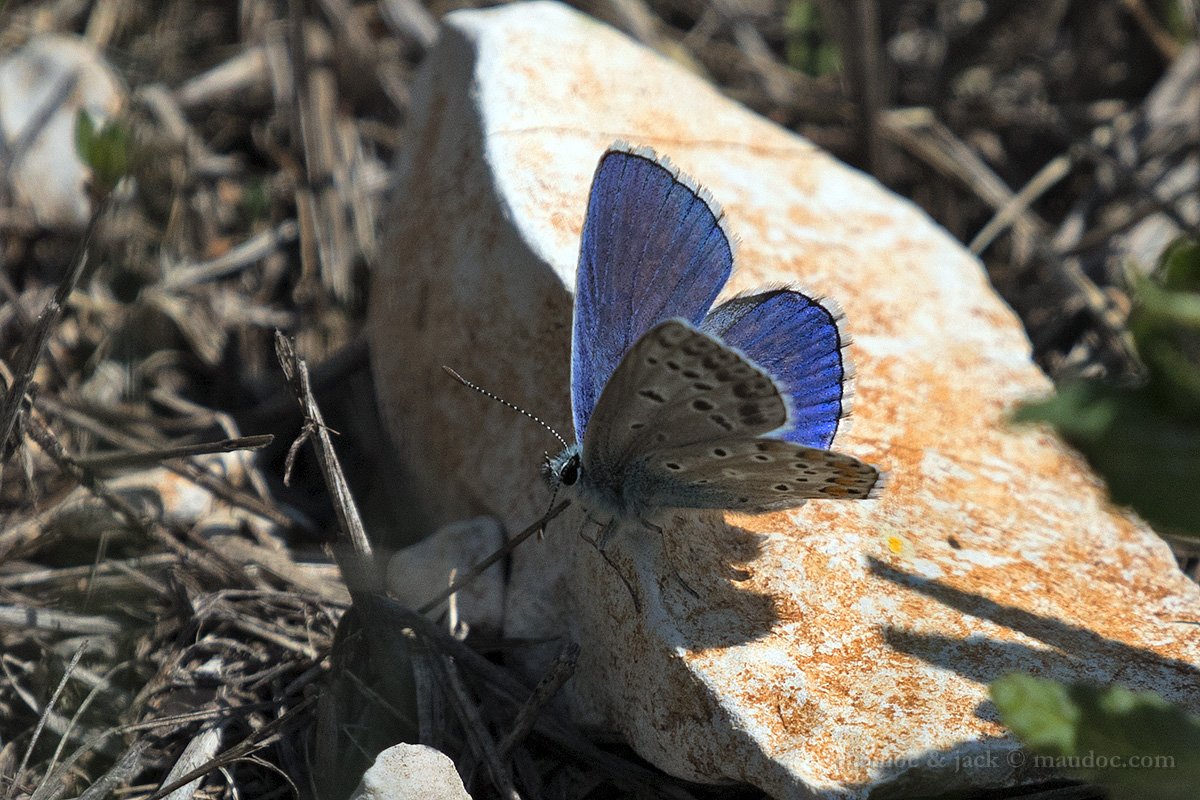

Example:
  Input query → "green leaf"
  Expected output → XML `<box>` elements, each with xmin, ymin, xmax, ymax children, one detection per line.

<box><xmin>74</xmin><ymin>108</ymin><xmax>131</xmax><ymax>198</ymax></box>
<box><xmin>1158</xmin><ymin>237</ymin><xmax>1200</xmax><ymax>293</ymax></box>
<box><xmin>784</xmin><ymin>0</ymin><xmax>841</xmax><ymax>76</ymax></box>
<box><xmin>1136</xmin><ymin>279</ymin><xmax>1200</xmax><ymax>328</ymax></box>
<box><xmin>1015</xmin><ymin>383</ymin><xmax>1200</xmax><ymax>537</ymax></box>
<box><xmin>74</xmin><ymin>107</ymin><xmax>96</xmax><ymax>158</ymax></box>
<box><xmin>1013</xmin><ymin>382</ymin><xmax>1119</xmax><ymax>441</ymax></box>
<box><xmin>240</xmin><ymin>179</ymin><xmax>272</xmax><ymax>226</ymax></box>
<box><xmin>991</xmin><ymin>674</ymin><xmax>1078</xmax><ymax>754</ymax></box>
<box><xmin>1129</xmin><ymin>245</ymin><xmax>1200</xmax><ymax>417</ymax></box>
<box><xmin>993</xmin><ymin>675</ymin><xmax>1200</xmax><ymax>800</ymax></box>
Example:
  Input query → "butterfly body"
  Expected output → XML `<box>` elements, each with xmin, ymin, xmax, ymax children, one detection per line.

<box><xmin>548</xmin><ymin>145</ymin><xmax>882</xmax><ymax>550</ymax></box>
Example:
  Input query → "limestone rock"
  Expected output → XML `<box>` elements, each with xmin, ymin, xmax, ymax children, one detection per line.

<box><xmin>368</xmin><ymin>3</ymin><xmax>1200</xmax><ymax>797</ymax></box>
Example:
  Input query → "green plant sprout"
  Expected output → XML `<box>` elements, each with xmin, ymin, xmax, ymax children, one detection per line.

<box><xmin>992</xmin><ymin>674</ymin><xmax>1200</xmax><ymax>800</ymax></box>
<box><xmin>75</xmin><ymin>108</ymin><xmax>131</xmax><ymax>202</ymax></box>
<box><xmin>1015</xmin><ymin>235</ymin><xmax>1200</xmax><ymax>539</ymax></box>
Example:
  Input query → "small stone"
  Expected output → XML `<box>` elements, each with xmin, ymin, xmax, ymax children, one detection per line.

<box><xmin>386</xmin><ymin>516</ymin><xmax>506</xmax><ymax>632</ymax></box>
<box><xmin>350</xmin><ymin>744</ymin><xmax>471</xmax><ymax>800</ymax></box>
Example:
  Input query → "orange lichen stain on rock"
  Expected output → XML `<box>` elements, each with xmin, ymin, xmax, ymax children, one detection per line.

<box><xmin>765</xmin><ymin>592</ymin><xmax>807</xmax><ymax>626</ymax></box>
<box><xmin>548</xmin><ymin>208</ymin><xmax>580</xmax><ymax>241</ymax></box>
<box><xmin>864</xmin><ymin>209</ymin><xmax>909</xmax><ymax>233</ymax></box>
<box><xmin>700</xmin><ymin>657</ymin><xmax>823</xmax><ymax>748</ymax></box>
<box><xmin>851</xmin><ymin>471</ymin><xmax>1185</xmax><ymax>662</ymax></box>
<box><xmin>884</xmin><ymin>532</ymin><xmax>913</xmax><ymax>557</ymax></box>
<box><xmin>781</xmin><ymin>202</ymin><xmax>829</xmax><ymax>235</ymax></box>
<box><xmin>773</xmin><ymin>694</ymin><xmax>823</xmax><ymax>739</ymax></box>
<box><xmin>720</xmin><ymin>509</ymin><xmax>795</xmax><ymax>541</ymax></box>
<box><xmin>553</xmin><ymin>51</ymin><xmax>612</xmax><ymax>111</ymax></box>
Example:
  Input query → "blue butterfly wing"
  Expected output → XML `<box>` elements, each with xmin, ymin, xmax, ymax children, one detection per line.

<box><xmin>572</xmin><ymin>147</ymin><xmax>733</xmax><ymax>441</ymax></box>
<box><xmin>701</xmin><ymin>289</ymin><xmax>848</xmax><ymax>450</ymax></box>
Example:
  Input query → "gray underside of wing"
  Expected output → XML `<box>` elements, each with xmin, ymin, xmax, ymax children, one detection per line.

<box><xmin>582</xmin><ymin>319</ymin><xmax>789</xmax><ymax>482</ymax></box>
<box><xmin>625</xmin><ymin>437</ymin><xmax>881</xmax><ymax>513</ymax></box>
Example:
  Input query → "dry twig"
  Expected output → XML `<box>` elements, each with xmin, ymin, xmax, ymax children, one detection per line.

<box><xmin>274</xmin><ymin>331</ymin><xmax>372</xmax><ymax>559</ymax></box>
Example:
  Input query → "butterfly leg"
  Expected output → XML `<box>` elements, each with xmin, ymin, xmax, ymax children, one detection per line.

<box><xmin>578</xmin><ymin>518</ymin><xmax>642</xmax><ymax>612</ymax></box>
<box><xmin>595</xmin><ymin>544</ymin><xmax>642</xmax><ymax>613</ymax></box>
<box><xmin>641</xmin><ymin>518</ymin><xmax>699</xmax><ymax>599</ymax></box>
<box><xmin>577</xmin><ymin>514</ymin><xmax>608</xmax><ymax>547</ymax></box>
<box><xmin>594</xmin><ymin>517</ymin><xmax>622</xmax><ymax>552</ymax></box>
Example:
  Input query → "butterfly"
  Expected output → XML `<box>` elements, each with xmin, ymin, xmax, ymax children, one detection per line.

<box><xmin>545</xmin><ymin>144</ymin><xmax>883</xmax><ymax>550</ymax></box>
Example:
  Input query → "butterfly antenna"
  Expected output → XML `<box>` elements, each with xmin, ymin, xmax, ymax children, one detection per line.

<box><xmin>442</xmin><ymin>366</ymin><xmax>569</xmax><ymax>450</ymax></box>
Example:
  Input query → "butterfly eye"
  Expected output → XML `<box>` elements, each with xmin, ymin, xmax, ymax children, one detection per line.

<box><xmin>559</xmin><ymin>455</ymin><xmax>581</xmax><ymax>486</ymax></box>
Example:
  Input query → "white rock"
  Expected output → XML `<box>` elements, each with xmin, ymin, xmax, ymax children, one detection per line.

<box><xmin>386</xmin><ymin>516</ymin><xmax>506</xmax><ymax>631</ymax></box>
<box><xmin>350</xmin><ymin>744</ymin><xmax>471</xmax><ymax>800</ymax></box>
<box><xmin>368</xmin><ymin>3</ymin><xmax>1200</xmax><ymax>798</ymax></box>
<box><xmin>0</xmin><ymin>34</ymin><xmax>125</xmax><ymax>228</ymax></box>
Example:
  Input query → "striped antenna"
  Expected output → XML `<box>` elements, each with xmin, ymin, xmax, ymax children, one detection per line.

<box><xmin>442</xmin><ymin>366</ymin><xmax>569</xmax><ymax>450</ymax></box>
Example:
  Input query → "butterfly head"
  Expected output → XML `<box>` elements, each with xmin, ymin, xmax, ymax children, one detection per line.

<box><xmin>544</xmin><ymin>445</ymin><xmax>583</xmax><ymax>491</ymax></box>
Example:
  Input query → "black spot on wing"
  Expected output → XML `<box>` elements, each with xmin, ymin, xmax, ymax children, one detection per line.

<box><xmin>739</xmin><ymin>403</ymin><xmax>769</xmax><ymax>426</ymax></box>
<box><xmin>655</xmin><ymin>323</ymin><xmax>691</xmax><ymax>347</ymax></box>
<box><xmin>681</xmin><ymin>336</ymin><xmax>718</xmax><ymax>356</ymax></box>
<box><xmin>732</xmin><ymin>377</ymin><xmax>774</xmax><ymax>398</ymax></box>
<box><xmin>710</xmin><ymin>414</ymin><xmax>733</xmax><ymax>431</ymax></box>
